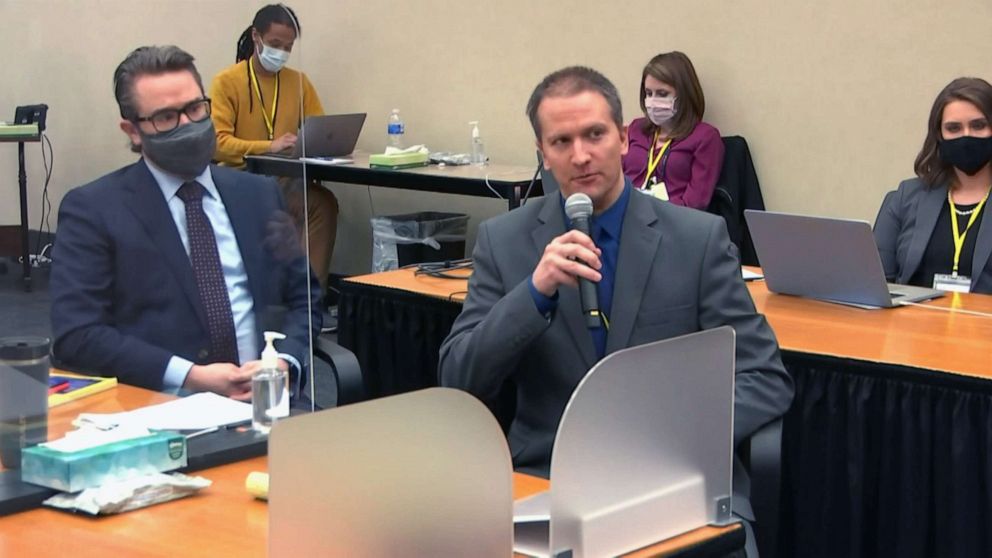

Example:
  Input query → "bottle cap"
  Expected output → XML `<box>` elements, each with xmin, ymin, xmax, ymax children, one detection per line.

<box><xmin>0</xmin><ymin>336</ymin><xmax>50</xmax><ymax>361</ymax></box>
<box><xmin>261</xmin><ymin>331</ymin><xmax>287</xmax><ymax>369</ymax></box>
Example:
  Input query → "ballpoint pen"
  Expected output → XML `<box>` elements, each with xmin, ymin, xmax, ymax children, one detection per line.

<box><xmin>48</xmin><ymin>381</ymin><xmax>71</xmax><ymax>395</ymax></box>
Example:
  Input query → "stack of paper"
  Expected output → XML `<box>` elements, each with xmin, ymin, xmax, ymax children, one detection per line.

<box><xmin>76</xmin><ymin>392</ymin><xmax>252</xmax><ymax>431</ymax></box>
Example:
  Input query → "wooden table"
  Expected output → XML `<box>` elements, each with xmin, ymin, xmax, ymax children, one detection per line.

<box><xmin>346</xmin><ymin>265</ymin><xmax>471</xmax><ymax>303</ymax></box>
<box><xmin>747</xmin><ymin>279</ymin><xmax>992</xmax><ymax>379</ymax></box>
<box><xmin>246</xmin><ymin>152</ymin><xmax>543</xmax><ymax>210</ymax></box>
<box><xmin>338</xmin><ymin>266</ymin><xmax>992</xmax><ymax>557</ymax></box>
<box><xmin>342</xmin><ymin>266</ymin><xmax>992</xmax><ymax>379</ymax></box>
<box><xmin>1</xmin><ymin>384</ymin><xmax>741</xmax><ymax>558</ymax></box>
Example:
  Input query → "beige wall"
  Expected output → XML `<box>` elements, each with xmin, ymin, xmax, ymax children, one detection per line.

<box><xmin>3</xmin><ymin>0</ymin><xmax>990</xmax><ymax>275</ymax></box>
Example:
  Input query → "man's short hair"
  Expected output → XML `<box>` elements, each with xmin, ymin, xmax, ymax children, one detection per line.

<box><xmin>113</xmin><ymin>45</ymin><xmax>204</xmax><ymax>122</ymax></box>
<box><xmin>525</xmin><ymin>66</ymin><xmax>624</xmax><ymax>140</ymax></box>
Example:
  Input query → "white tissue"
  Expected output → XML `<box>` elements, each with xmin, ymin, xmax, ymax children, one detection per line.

<box><xmin>384</xmin><ymin>144</ymin><xmax>429</xmax><ymax>155</ymax></box>
<box><xmin>43</xmin><ymin>472</ymin><xmax>212</xmax><ymax>515</ymax></box>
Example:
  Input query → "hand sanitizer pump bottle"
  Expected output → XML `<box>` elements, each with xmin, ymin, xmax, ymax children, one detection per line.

<box><xmin>252</xmin><ymin>331</ymin><xmax>289</xmax><ymax>434</ymax></box>
<box><xmin>469</xmin><ymin>121</ymin><xmax>486</xmax><ymax>165</ymax></box>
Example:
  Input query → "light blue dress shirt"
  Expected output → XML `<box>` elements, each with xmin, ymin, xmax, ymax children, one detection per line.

<box><xmin>144</xmin><ymin>160</ymin><xmax>297</xmax><ymax>389</ymax></box>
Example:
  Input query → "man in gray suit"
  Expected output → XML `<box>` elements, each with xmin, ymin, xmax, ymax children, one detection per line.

<box><xmin>438</xmin><ymin>66</ymin><xmax>792</xmax><ymax>554</ymax></box>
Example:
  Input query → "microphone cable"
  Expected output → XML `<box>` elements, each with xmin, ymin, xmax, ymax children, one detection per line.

<box><xmin>521</xmin><ymin>162</ymin><xmax>541</xmax><ymax>206</ymax></box>
<box><xmin>408</xmin><ymin>258</ymin><xmax>474</xmax><ymax>280</ymax></box>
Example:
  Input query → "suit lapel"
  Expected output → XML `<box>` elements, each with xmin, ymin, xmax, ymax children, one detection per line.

<box><xmin>531</xmin><ymin>193</ymin><xmax>597</xmax><ymax>370</ymax></box>
<box><xmin>606</xmin><ymin>192</ymin><xmax>661</xmax><ymax>353</ymax></box>
<box><xmin>971</xmin><ymin>196</ymin><xmax>992</xmax><ymax>289</ymax></box>
<box><xmin>903</xmin><ymin>186</ymin><xmax>946</xmax><ymax>283</ymax></box>
<box><xmin>123</xmin><ymin>161</ymin><xmax>208</xmax><ymax>330</ymax></box>
<box><xmin>213</xmin><ymin>167</ymin><xmax>264</xmax><ymax>311</ymax></box>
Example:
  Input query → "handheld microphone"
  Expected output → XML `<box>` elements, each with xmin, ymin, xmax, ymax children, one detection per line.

<box><xmin>564</xmin><ymin>193</ymin><xmax>601</xmax><ymax>329</ymax></box>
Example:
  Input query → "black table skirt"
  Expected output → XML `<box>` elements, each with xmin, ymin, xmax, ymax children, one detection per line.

<box><xmin>779</xmin><ymin>352</ymin><xmax>992</xmax><ymax>558</ymax></box>
<box><xmin>338</xmin><ymin>281</ymin><xmax>462</xmax><ymax>398</ymax></box>
<box><xmin>338</xmin><ymin>280</ymin><xmax>992</xmax><ymax>557</ymax></box>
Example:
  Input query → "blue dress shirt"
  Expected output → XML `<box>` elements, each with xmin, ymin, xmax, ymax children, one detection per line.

<box><xmin>529</xmin><ymin>181</ymin><xmax>632</xmax><ymax>360</ymax></box>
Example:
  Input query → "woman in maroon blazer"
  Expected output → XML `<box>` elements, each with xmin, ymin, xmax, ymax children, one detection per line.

<box><xmin>622</xmin><ymin>51</ymin><xmax>725</xmax><ymax>209</ymax></box>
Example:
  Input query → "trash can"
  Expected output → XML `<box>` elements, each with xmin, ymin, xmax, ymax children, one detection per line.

<box><xmin>371</xmin><ymin>212</ymin><xmax>469</xmax><ymax>272</ymax></box>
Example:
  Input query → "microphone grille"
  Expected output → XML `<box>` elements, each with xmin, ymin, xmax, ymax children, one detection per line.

<box><xmin>564</xmin><ymin>193</ymin><xmax>593</xmax><ymax>219</ymax></box>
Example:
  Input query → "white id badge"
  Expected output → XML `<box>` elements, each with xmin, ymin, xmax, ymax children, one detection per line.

<box><xmin>933</xmin><ymin>273</ymin><xmax>971</xmax><ymax>293</ymax></box>
<box><xmin>647</xmin><ymin>178</ymin><xmax>669</xmax><ymax>201</ymax></box>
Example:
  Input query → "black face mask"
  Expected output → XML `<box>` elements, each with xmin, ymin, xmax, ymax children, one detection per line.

<box><xmin>139</xmin><ymin>118</ymin><xmax>217</xmax><ymax>179</ymax></box>
<box><xmin>938</xmin><ymin>135</ymin><xmax>992</xmax><ymax>176</ymax></box>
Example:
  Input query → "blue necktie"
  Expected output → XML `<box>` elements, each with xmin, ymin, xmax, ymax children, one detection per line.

<box><xmin>176</xmin><ymin>181</ymin><xmax>240</xmax><ymax>364</ymax></box>
<box><xmin>591</xmin><ymin>222</ymin><xmax>617</xmax><ymax>360</ymax></box>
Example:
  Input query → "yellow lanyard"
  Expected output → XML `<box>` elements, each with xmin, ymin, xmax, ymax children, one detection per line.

<box><xmin>948</xmin><ymin>189</ymin><xmax>990</xmax><ymax>275</ymax></box>
<box><xmin>248</xmin><ymin>57</ymin><xmax>279</xmax><ymax>141</ymax></box>
<box><xmin>641</xmin><ymin>130</ymin><xmax>672</xmax><ymax>189</ymax></box>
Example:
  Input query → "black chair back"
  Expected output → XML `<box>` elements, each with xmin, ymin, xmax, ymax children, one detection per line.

<box><xmin>707</xmin><ymin>136</ymin><xmax>765</xmax><ymax>266</ymax></box>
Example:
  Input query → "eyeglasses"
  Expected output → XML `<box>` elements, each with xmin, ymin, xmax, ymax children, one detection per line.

<box><xmin>134</xmin><ymin>98</ymin><xmax>212</xmax><ymax>133</ymax></box>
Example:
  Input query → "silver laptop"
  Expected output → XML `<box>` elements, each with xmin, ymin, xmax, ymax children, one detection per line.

<box><xmin>272</xmin><ymin>113</ymin><xmax>366</xmax><ymax>158</ymax></box>
<box><xmin>745</xmin><ymin>210</ymin><xmax>944</xmax><ymax>309</ymax></box>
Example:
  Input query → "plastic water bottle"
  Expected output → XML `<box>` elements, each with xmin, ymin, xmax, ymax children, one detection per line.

<box><xmin>387</xmin><ymin>109</ymin><xmax>404</xmax><ymax>149</ymax></box>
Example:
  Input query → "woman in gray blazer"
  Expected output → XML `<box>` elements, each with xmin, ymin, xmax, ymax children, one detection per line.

<box><xmin>874</xmin><ymin>77</ymin><xmax>992</xmax><ymax>294</ymax></box>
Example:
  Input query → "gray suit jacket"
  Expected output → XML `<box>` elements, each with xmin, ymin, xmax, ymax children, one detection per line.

<box><xmin>874</xmin><ymin>177</ymin><xmax>992</xmax><ymax>294</ymax></box>
<box><xmin>438</xmin><ymin>187</ymin><xmax>794</xmax><ymax>520</ymax></box>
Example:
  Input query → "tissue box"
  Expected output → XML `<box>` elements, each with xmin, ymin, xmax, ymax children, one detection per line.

<box><xmin>0</xmin><ymin>123</ymin><xmax>39</xmax><ymax>137</ymax></box>
<box><xmin>369</xmin><ymin>151</ymin><xmax>429</xmax><ymax>169</ymax></box>
<box><xmin>21</xmin><ymin>432</ymin><xmax>187</xmax><ymax>492</ymax></box>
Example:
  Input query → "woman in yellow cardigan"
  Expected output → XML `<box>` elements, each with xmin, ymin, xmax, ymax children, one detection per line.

<box><xmin>210</xmin><ymin>4</ymin><xmax>338</xmax><ymax>293</ymax></box>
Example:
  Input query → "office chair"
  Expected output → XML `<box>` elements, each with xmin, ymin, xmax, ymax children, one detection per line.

<box><xmin>707</xmin><ymin>136</ymin><xmax>766</xmax><ymax>266</ymax></box>
<box><xmin>741</xmin><ymin>417</ymin><xmax>784</xmax><ymax>558</ymax></box>
<box><xmin>313</xmin><ymin>336</ymin><xmax>365</xmax><ymax>406</ymax></box>
<box><xmin>707</xmin><ymin>185</ymin><xmax>738</xmax><ymax>247</ymax></box>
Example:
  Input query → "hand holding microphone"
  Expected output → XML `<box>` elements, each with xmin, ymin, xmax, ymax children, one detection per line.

<box><xmin>531</xmin><ymin>193</ymin><xmax>603</xmax><ymax>328</ymax></box>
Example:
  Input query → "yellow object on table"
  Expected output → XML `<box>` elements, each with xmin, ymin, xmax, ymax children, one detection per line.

<box><xmin>245</xmin><ymin>471</ymin><xmax>269</xmax><ymax>500</ymax></box>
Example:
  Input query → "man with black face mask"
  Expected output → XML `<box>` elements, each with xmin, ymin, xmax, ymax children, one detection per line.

<box><xmin>50</xmin><ymin>45</ymin><xmax>321</xmax><ymax>399</ymax></box>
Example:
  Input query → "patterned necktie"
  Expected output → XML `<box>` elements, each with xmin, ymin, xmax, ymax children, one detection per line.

<box><xmin>176</xmin><ymin>181</ymin><xmax>240</xmax><ymax>364</ymax></box>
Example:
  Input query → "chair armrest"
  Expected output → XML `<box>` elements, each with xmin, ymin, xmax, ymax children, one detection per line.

<box><xmin>313</xmin><ymin>337</ymin><xmax>365</xmax><ymax>406</ymax></box>
<box><xmin>748</xmin><ymin>416</ymin><xmax>783</xmax><ymax>558</ymax></box>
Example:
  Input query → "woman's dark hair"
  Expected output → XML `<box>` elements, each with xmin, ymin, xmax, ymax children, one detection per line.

<box><xmin>235</xmin><ymin>4</ymin><xmax>301</xmax><ymax>63</ymax></box>
<box><xmin>914</xmin><ymin>77</ymin><xmax>992</xmax><ymax>187</ymax></box>
<box><xmin>638</xmin><ymin>51</ymin><xmax>705</xmax><ymax>140</ymax></box>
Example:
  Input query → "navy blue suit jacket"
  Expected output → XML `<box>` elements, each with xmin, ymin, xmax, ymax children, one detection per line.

<box><xmin>50</xmin><ymin>161</ymin><xmax>321</xmax><ymax>390</ymax></box>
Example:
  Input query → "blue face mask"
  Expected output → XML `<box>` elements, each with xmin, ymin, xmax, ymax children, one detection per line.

<box><xmin>256</xmin><ymin>42</ymin><xmax>290</xmax><ymax>73</ymax></box>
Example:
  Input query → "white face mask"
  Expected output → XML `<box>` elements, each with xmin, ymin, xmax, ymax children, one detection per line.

<box><xmin>644</xmin><ymin>96</ymin><xmax>676</xmax><ymax>126</ymax></box>
<box><xmin>256</xmin><ymin>42</ymin><xmax>290</xmax><ymax>73</ymax></box>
